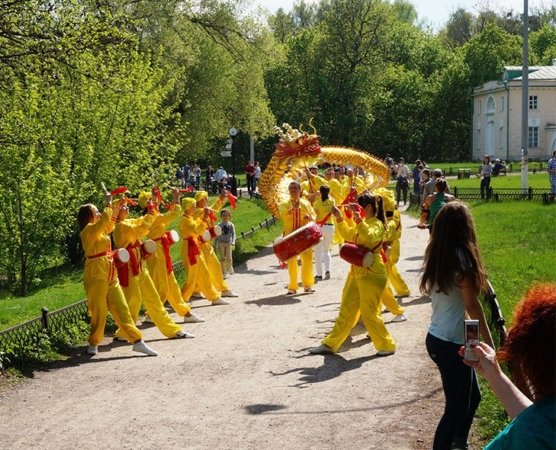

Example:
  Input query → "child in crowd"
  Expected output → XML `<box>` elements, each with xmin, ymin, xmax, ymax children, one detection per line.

<box><xmin>216</xmin><ymin>209</ymin><xmax>236</xmax><ymax>277</ymax></box>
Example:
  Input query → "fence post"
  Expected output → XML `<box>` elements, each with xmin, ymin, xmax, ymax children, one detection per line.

<box><xmin>454</xmin><ymin>186</ymin><xmax>458</xmax><ymax>198</ymax></box>
<box><xmin>528</xmin><ymin>187</ymin><xmax>533</xmax><ymax>200</ymax></box>
<box><xmin>41</xmin><ymin>307</ymin><xmax>49</xmax><ymax>333</ymax></box>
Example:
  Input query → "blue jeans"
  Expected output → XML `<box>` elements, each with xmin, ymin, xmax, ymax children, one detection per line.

<box><xmin>480</xmin><ymin>176</ymin><xmax>491</xmax><ymax>199</ymax></box>
<box><xmin>426</xmin><ymin>333</ymin><xmax>481</xmax><ymax>450</ymax></box>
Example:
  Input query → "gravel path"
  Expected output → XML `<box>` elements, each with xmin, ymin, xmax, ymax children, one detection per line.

<box><xmin>0</xmin><ymin>209</ymin><xmax>443</xmax><ymax>450</ymax></box>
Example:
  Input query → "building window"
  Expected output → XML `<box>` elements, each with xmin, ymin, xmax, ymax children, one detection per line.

<box><xmin>528</xmin><ymin>126</ymin><xmax>539</xmax><ymax>147</ymax></box>
<box><xmin>500</xmin><ymin>96</ymin><xmax>505</xmax><ymax>112</ymax></box>
<box><xmin>529</xmin><ymin>95</ymin><xmax>538</xmax><ymax>110</ymax></box>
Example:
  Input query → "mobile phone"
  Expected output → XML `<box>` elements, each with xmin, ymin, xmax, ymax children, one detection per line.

<box><xmin>464</xmin><ymin>319</ymin><xmax>480</xmax><ymax>361</ymax></box>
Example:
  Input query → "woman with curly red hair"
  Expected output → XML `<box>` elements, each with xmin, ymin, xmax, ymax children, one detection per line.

<box><xmin>463</xmin><ymin>283</ymin><xmax>555</xmax><ymax>449</ymax></box>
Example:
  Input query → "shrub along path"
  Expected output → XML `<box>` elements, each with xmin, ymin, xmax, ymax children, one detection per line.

<box><xmin>0</xmin><ymin>210</ymin><xmax>450</xmax><ymax>449</ymax></box>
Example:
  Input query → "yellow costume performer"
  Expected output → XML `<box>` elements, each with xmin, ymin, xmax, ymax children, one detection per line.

<box><xmin>375</xmin><ymin>188</ymin><xmax>407</xmax><ymax>321</ymax></box>
<box><xmin>113</xmin><ymin>204</ymin><xmax>188</xmax><ymax>339</ymax></box>
<box><xmin>310</xmin><ymin>193</ymin><xmax>396</xmax><ymax>356</ymax></box>
<box><xmin>194</xmin><ymin>190</ymin><xmax>238</xmax><ymax>298</ymax></box>
<box><xmin>388</xmin><ymin>209</ymin><xmax>410</xmax><ymax>297</ymax></box>
<box><xmin>179</xmin><ymin>197</ymin><xmax>225</xmax><ymax>304</ymax></box>
<box><xmin>144</xmin><ymin>190</ymin><xmax>205</xmax><ymax>323</ymax></box>
<box><xmin>77</xmin><ymin>197</ymin><xmax>157</xmax><ymax>356</ymax></box>
<box><xmin>278</xmin><ymin>181</ymin><xmax>317</xmax><ymax>294</ymax></box>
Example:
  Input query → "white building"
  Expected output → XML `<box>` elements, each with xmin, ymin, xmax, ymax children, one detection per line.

<box><xmin>472</xmin><ymin>62</ymin><xmax>556</xmax><ymax>162</ymax></box>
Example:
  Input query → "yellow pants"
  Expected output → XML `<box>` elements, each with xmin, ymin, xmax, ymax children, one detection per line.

<box><xmin>287</xmin><ymin>248</ymin><xmax>314</xmax><ymax>291</ymax></box>
<box><xmin>381</xmin><ymin>284</ymin><xmax>405</xmax><ymax>315</ymax></box>
<box><xmin>147</xmin><ymin>255</ymin><xmax>191</xmax><ymax>317</ymax></box>
<box><xmin>118</xmin><ymin>268</ymin><xmax>182</xmax><ymax>338</ymax></box>
<box><xmin>389</xmin><ymin>241</ymin><xmax>410</xmax><ymax>296</ymax></box>
<box><xmin>202</xmin><ymin>243</ymin><xmax>229</xmax><ymax>292</ymax></box>
<box><xmin>388</xmin><ymin>263</ymin><xmax>410</xmax><ymax>296</ymax></box>
<box><xmin>84</xmin><ymin>277</ymin><xmax>142</xmax><ymax>345</ymax></box>
<box><xmin>322</xmin><ymin>269</ymin><xmax>396</xmax><ymax>353</ymax></box>
<box><xmin>181</xmin><ymin>244</ymin><xmax>221</xmax><ymax>302</ymax></box>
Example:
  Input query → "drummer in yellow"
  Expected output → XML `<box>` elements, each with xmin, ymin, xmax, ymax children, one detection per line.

<box><xmin>194</xmin><ymin>190</ymin><xmax>238</xmax><ymax>300</ymax></box>
<box><xmin>278</xmin><ymin>181</ymin><xmax>317</xmax><ymax>295</ymax></box>
<box><xmin>144</xmin><ymin>188</ymin><xmax>205</xmax><ymax>323</ymax></box>
<box><xmin>309</xmin><ymin>193</ymin><xmax>396</xmax><ymax>356</ymax></box>
<box><xmin>179</xmin><ymin>197</ymin><xmax>227</xmax><ymax>305</ymax></box>
<box><xmin>113</xmin><ymin>200</ymin><xmax>192</xmax><ymax>340</ymax></box>
<box><xmin>375</xmin><ymin>187</ymin><xmax>408</xmax><ymax>322</ymax></box>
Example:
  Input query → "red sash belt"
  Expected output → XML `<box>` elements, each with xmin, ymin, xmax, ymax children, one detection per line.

<box><xmin>86</xmin><ymin>248</ymin><xmax>116</xmax><ymax>280</ymax></box>
<box><xmin>186</xmin><ymin>236</ymin><xmax>201</xmax><ymax>265</ymax></box>
<box><xmin>154</xmin><ymin>235</ymin><xmax>173</xmax><ymax>275</ymax></box>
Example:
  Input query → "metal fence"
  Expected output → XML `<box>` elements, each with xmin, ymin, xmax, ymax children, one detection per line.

<box><xmin>0</xmin><ymin>214</ymin><xmax>278</xmax><ymax>360</ymax></box>
<box><xmin>452</xmin><ymin>186</ymin><xmax>552</xmax><ymax>202</ymax></box>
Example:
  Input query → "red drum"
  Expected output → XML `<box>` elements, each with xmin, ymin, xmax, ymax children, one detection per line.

<box><xmin>140</xmin><ymin>239</ymin><xmax>157</xmax><ymax>259</ymax></box>
<box><xmin>165</xmin><ymin>229</ymin><xmax>180</xmax><ymax>245</ymax></box>
<box><xmin>340</xmin><ymin>243</ymin><xmax>374</xmax><ymax>268</ymax></box>
<box><xmin>273</xmin><ymin>221</ymin><xmax>322</xmax><ymax>262</ymax></box>
<box><xmin>113</xmin><ymin>248</ymin><xmax>130</xmax><ymax>267</ymax></box>
<box><xmin>202</xmin><ymin>225</ymin><xmax>222</xmax><ymax>242</ymax></box>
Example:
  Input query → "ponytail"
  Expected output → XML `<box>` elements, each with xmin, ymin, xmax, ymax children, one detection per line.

<box><xmin>375</xmin><ymin>196</ymin><xmax>386</xmax><ymax>225</ymax></box>
<box><xmin>319</xmin><ymin>185</ymin><xmax>330</xmax><ymax>202</ymax></box>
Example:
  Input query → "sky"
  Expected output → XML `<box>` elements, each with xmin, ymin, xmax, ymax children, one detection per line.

<box><xmin>255</xmin><ymin>0</ymin><xmax>548</xmax><ymax>31</ymax></box>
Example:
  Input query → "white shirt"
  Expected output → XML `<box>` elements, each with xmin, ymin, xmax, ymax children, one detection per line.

<box><xmin>214</xmin><ymin>168</ymin><xmax>228</xmax><ymax>182</ymax></box>
<box><xmin>396</xmin><ymin>164</ymin><xmax>409</xmax><ymax>178</ymax></box>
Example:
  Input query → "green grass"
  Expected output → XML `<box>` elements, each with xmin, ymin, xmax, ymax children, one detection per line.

<box><xmin>0</xmin><ymin>196</ymin><xmax>279</xmax><ymax>331</ymax></box>
<box><xmin>448</xmin><ymin>172</ymin><xmax>550</xmax><ymax>190</ymax></box>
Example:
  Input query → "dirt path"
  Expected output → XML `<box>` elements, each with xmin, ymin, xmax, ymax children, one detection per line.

<box><xmin>0</xmin><ymin>210</ymin><xmax>443</xmax><ymax>450</ymax></box>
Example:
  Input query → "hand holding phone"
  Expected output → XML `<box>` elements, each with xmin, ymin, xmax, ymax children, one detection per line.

<box><xmin>464</xmin><ymin>319</ymin><xmax>480</xmax><ymax>361</ymax></box>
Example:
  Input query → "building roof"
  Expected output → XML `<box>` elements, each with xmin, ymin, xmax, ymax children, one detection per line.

<box><xmin>504</xmin><ymin>65</ymin><xmax>556</xmax><ymax>81</ymax></box>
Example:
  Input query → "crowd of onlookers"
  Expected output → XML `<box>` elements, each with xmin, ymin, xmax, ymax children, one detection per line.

<box><xmin>174</xmin><ymin>161</ymin><xmax>263</xmax><ymax>196</ymax></box>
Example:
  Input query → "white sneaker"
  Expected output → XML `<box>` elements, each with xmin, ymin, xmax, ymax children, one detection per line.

<box><xmin>211</xmin><ymin>298</ymin><xmax>229</xmax><ymax>306</ymax></box>
<box><xmin>376</xmin><ymin>349</ymin><xmax>395</xmax><ymax>357</ymax></box>
<box><xmin>304</xmin><ymin>287</ymin><xmax>315</xmax><ymax>293</ymax></box>
<box><xmin>132</xmin><ymin>340</ymin><xmax>158</xmax><ymax>356</ymax></box>
<box><xmin>183</xmin><ymin>313</ymin><xmax>205</xmax><ymax>323</ymax></box>
<box><xmin>175</xmin><ymin>330</ymin><xmax>195</xmax><ymax>339</ymax></box>
<box><xmin>308</xmin><ymin>344</ymin><xmax>334</xmax><ymax>354</ymax></box>
<box><xmin>221</xmin><ymin>290</ymin><xmax>238</xmax><ymax>298</ymax></box>
<box><xmin>190</xmin><ymin>293</ymin><xmax>204</xmax><ymax>299</ymax></box>
<box><xmin>87</xmin><ymin>345</ymin><xmax>98</xmax><ymax>355</ymax></box>
<box><xmin>391</xmin><ymin>314</ymin><xmax>408</xmax><ymax>323</ymax></box>
<box><xmin>142</xmin><ymin>315</ymin><xmax>154</xmax><ymax>324</ymax></box>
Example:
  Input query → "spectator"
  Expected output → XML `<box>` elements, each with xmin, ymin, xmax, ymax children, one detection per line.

<box><xmin>214</xmin><ymin>166</ymin><xmax>228</xmax><ymax>182</ymax></box>
<box><xmin>412</xmin><ymin>160</ymin><xmax>423</xmax><ymax>196</ymax></box>
<box><xmin>216</xmin><ymin>209</ymin><xmax>236</xmax><ymax>278</ymax></box>
<box><xmin>492</xmin><ymin>159</ymin><xmax>506</xmax><ymax>176</ymax></box>
<box><xmin>254</xmin><ymin>161</ymin><xmax>262</xmax><ymax>193</ymax></box>
<box><xmin>175</xmin><ymin>166</ymin><xmax>183</xmax><ymax>186</ymax></box>
<box><xmin>548</xmin><ymin>150</ymin><xmax>556</xmax><ymax>201</ymax></box>
<box><xmin>419</xmin><ymin>168</ymin><xmax>431</xmax><ymax>205</ymax></box>
<box><xmin>420</xmin><ymin>202</ymin><xmax>494</xmax><ymax>450</ymax></box>
<box><xmin>462</xmin><ymin>283</ymin><xmax>555</xmax><ymax>450</ymax></box>
<box><xmin>480</xmin><ymin>156</ymin><xmax>493</xmax><ymax>200</ymax></box>
<box><xmin>245</xmin><ymin>160</ymin><xmax>256</xmax><ymax>196</ymax></box>
<box><xmin>395</xmin><ymin>157</ymin><xmax>410</xmax><ymax>205</ymax></box>
<box><xmin>422</xmin><ymin>168</ymin><xmax>448</xmax><ymax>200</ymax></box>
<box><xmin>419</xmin><ymin>178</ymin><xmax>456</xmax><ymax>233</ymax></box>
<box><xmin>183</xmin><ymin>163</ymin><xmax>190</xmax><ymax>186</ymax></box>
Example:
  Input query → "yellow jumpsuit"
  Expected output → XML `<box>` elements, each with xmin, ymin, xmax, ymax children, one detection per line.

<box><xmin>388</xmin><ymin>210</ymin><xmax>410</xmax><ymax>296</ymax></box>
<box><xmin>278</xmin><ymin>197</ymin><xmax>316</xmax><ymax>292</ymax></box>
<box><xmin>322</xmin><ymin>216</ymin><xmax>396</xmax><ymax>353</ymax></box>
<box><xmin>146</xmin><ymin>204</ymin><xmax>192</xmax><ymax>317</ymax></box>
<box><xmin>180</xmin><ymin>210</ymin><xmax>221</xmax><ymax>302</ymax></box>
<box><xmin>80</xmin><ymin>207</ymin><xmax>143</xmax><ymax>346</ymax></box>
<box><xmin>196</xmin><ymin>197</ymin><xmax>230</xmax><ymax>293</ymax></box>
<box><xmin>380</xmin><ymin>217</ymin><xmax>405</xmax><ymax>316</ymax></box>
<box><xmin>113</xmin><ymin>212</ymin><xmax>182</xmax><ymax>338</ymax></box>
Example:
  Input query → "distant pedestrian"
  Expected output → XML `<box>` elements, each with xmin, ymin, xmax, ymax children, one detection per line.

<box><xmin>395</xmin><ymin>157</ymin><xmax>410</xmax><ymax>205</ymax></box>
<box><xmin>412</xmin><ymin>160</ymin><xmax>423</xmax><ymax>197</ymax></box>
<box><xmin>254</xmin><ymin>162</ymin><xmax>262</xmax><ymax>193</ymax></box>
<box><xmin>548</xmin><ymin>150</ymin><xmax>556</xmax><ymax>200</ymax></box>
<box><xmin>480</xmin><ymin>156</ymin><xmax>492</xmax><ymax>200</ymax></box>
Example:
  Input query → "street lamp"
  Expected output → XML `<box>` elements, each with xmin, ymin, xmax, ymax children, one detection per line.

<box><xmin>521</xmin><ymin>0</ymin><xmax>529</xmax><ymax>191</ymax></box>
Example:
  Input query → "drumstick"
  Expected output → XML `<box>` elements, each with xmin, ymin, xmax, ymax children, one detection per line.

<box><xmin>101</xmin><ymin>182</ymin><xmax>108</xmax><ymax>194</ymax></box>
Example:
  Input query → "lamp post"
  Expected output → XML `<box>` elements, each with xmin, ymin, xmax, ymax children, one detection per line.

<box><xmin>521</xmin><ymin>0</ymin><xmax>529</xmax><ymax>191</ymax></box>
